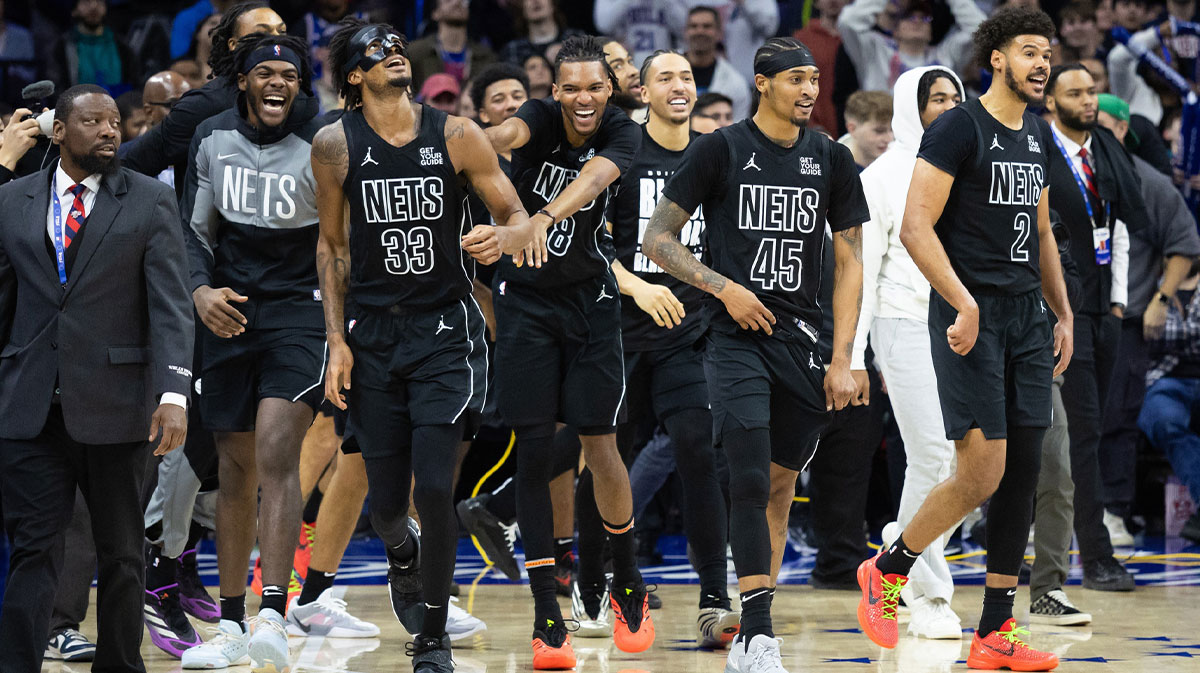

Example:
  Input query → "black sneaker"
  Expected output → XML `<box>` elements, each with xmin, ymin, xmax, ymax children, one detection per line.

<box><xmin>1081</xmin><ymin>556</ymin><xmax>1135</xmax><ymax>592</ymax></box>
<box><xmin>407</xmin><ymin>633</ymin><xmax>452</xmax><ymax>673</ymax></box>
<box><xmin>1030</xmin><ymin>589</ymin><xmax>1092</xmax><ymax>626</ymax></box>
<box><xmin>554</xmin><ymin>550</ymin><xmax>574</xmax><ymax>597</ymax></box>
<box><xmin>388</xmin><ymin>517</ymin><xmax>425</xmax><ymax>635</ymax></box>
<box><xmin>456</xmin><ymin>495</ymin><xmax>520</xmax><ymax>580</ymax></box>
<box><xmin>1182</xmin><ymin>511</ymin><xmax>1200</xmax><ymax>544</ymax></box>
<box><xmin>177</xmin><ymin>550</ymin><xmax>219</xmax><ymax>623</ymax></box>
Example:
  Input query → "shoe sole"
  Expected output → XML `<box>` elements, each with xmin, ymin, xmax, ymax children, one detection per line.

<box><xmin>575</xmin><ymin>621</ymin><xmax>611</xmax><ymax>638</ymax></box>
<box><xmin>1081</xmin><ymin>578</ymin><xmax>1135</xmax><ymax>592</ymax></box>
<box><xmin>285</xmin><ymin>622</ymin><xmax>382</xmax><ymax>638</ymax></box>
<box><xmin>448</xmin><ymin>621</ymin><xmax>488</xmax><ymax>642</ymax></box>
<box><xmin>249</xmin><ymin>640</ymin><xmax>290</xmax><ymax>673</ymax></box>
<box><xmin>698</xmin><ymin>611</ymin><xmax>740</xmax><ymax>648</ymax></box>
<box><xmin>966</xmin><ymin>654</ymin><xmax>1059</xmax><ymax>671</ymax></box>
<box><xmin>1029</xmin><ymin>613</ymin><xmax>1092</xmax><ymax>626</ymax></box>
<box><xmin>457</xmin><ymin>500</ymin><xmax>520</xmax><ymax>581</ymax></box>
<box><xmin>908</xmin><ymin>625</ymin><xmax>964</xmax><ymax>639</ymax></box>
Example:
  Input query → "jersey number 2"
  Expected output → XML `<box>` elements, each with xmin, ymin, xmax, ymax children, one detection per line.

<box><xmin>381</xmin><ymin>227</ymin><xmax>434</xmax><ymax>275</ymax></box>
<box><xmin>1010</xmin><ymin>213</ymin><xmax>1031</xmax><ymax>262</ymax></box>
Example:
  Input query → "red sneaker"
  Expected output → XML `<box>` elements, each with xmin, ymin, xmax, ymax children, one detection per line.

<box><xmin>967</xmin><ymin>619</ymin><xmax>1059</xmax><ymax>671</ymax></box>
<box><xmin>856</xmin><ymin>554</ymin><xmax>907</xmax><ymax>649</ymax></box>
<box><xmin>532</xmin><ymin>619</ymin><xmax>577</xmax><ymax>670</ymax></box>
<box><xmin>611</xmin><ymin>582</ymin><xmax>655</xmax><ymax>653</ymax></box>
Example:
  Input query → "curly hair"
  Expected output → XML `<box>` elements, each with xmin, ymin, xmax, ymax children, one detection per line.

<box><xmin>973</xmin><ymin>6</ymin><xmax>1057</xmax><ymax>73</ymax></box>
<box><xmin>208</xmin><ymin>1</ymin><xmax>271</xmax><ymax>78</ymax></box>
<box><xmin>554</xmin><ymin>35</ymin><xmax>619</xmax><ymax>90</ymax></box>
<box><xmin>226</xmin><ymin>33</ymin><xmax>313</xmax><ymax>96</ymax></box>
<box><xmin>328</xmin><ymin>17</ymin><xmax>407</xmax><ymax>111</ymax></box>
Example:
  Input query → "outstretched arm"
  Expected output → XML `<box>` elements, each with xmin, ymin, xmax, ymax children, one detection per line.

<box><xmin>644</xmin><ymin>197</ymin><xmax>776</xmax><ymax>334</ymax></box>
<box><xmin>311</xmin><ymin>121</ymin><xmax>354</xmax><ymax>409</ymax></box>
<box><xmin>447</xmin><ymin>117</ymin><xmax>546</xmax><ymax>267</ymax></box>
<box><xmin>899</xmin><ymin>158</ymin><xmax>979</xmax><ymax>354</ymax></box>
<box><xmin>484</xmin><ymin>116</ymin><xmax>532</xmax><ymax>155</ymax></box>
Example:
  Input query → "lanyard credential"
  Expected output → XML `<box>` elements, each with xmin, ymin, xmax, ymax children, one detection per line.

<box><xmin>50</xmin><ymin>175</ymin><xmax>68</xmax><ymax>287</ymax></box>
<box><xmin>1050</xmin><ymin>130</ymin><xmax>1110</xmax><ymax>228</ymax></box>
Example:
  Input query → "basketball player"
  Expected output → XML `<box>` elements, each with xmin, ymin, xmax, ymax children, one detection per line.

<box><xmin>483</xmin><ymin>34</ymin><xmax>652</xmax><ymax>668</ymax></box>
<box><xmin>314</xmin><ymin>19</ymin><xmax>539</xmax><ymax>673</ymax></box>
<box><xmin>645</xmin><ymin>37</ymin><xmax>867</xmax><ymax>673</ymax></box>
<box><xmin>854</xmin><ymin>8</ymin><xmax>1072</xmax><ymax>671</ymax></box>
<box><xmin>572</xmin><ymin>48</ymin><xmax>736</xmax><ymax>650</ymax></box>
<box><xmin>176</xmin><ymin>34</ymin><xmax>329</xmax><ymax>671</ymax></box>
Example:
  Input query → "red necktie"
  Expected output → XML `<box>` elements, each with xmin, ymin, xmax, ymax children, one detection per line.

<box><xmin>1078</xmin><ymin>147</ymin><xmax>1098</xmax><ymax>198</ymax></box>
<box><xmin>64</xmin><ymin>183</ymin><xmax>87</xmax><ymax>249</ymax></box>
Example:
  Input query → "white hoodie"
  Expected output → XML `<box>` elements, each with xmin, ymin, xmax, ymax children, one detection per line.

<box><xmin>852</xmin><ymin>65</ymin><xmax>964</xmax><ymax>370</ymax></box>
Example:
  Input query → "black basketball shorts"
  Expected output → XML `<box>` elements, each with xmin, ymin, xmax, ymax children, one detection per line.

<box><xmin>200</xmin><ymin>327</ymin><xmax>326</xmax><ymax>432</ymax></box>
<box><xmin>344</xmin><ymin>297</ymin><xmax>488</xmax><ymax>460</ymax></box>
<box><xmin>929</xmin><ymin>289</ymin><xmax>1054</xmax><ymax>441</ymax></box>
<box><xmin>623</xmin><ymin>339</ymin><xmax>710</xmax><ymax>423</ymax></box>
<box><xmin>703</xmin><ymin>319</ymin><xmax>832</xmax><ymax>472</ymax></box>
<box><xmin>492</xmin><ymin>274</ymin><xmax>625</xmax><ymax>431</ymax></box>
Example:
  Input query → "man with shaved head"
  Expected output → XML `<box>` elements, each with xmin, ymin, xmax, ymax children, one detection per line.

<box><xmin>142</xmin><ymin>71</ymin><xmax>192</xmax><ymax>128</ymax></box>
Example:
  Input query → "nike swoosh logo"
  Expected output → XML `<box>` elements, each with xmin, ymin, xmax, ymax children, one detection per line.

<box><xmin>217</xmin><ymin>152</ymin><xmax>239</xmax><ymax>160</ymax></box>
<box><xmin>984</xmin><ymin>641</ymin><xmax>1014</xmax><ymax>657</ymax></box>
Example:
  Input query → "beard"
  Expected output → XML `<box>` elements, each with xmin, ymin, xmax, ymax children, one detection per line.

<box><xmin>77</xmin><ymin>151</ymin><xmax>120</xmax><ymax>177</ymax></box>
<box><xmin>1059</xmin><ymin>108</ymin><xmax>1097</xmax><ymax>132</ymax></box>
<box><xmin>1005</xmin><ymin>67</ymin><xmax>1043</xmax><ymax>105</ymax></box>
<box><xmin>610</xmin><ymin>89</ymin><xmax>645</xmax><ymax>111</ymax></box>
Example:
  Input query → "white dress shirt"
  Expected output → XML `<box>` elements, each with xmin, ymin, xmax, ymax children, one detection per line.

<box><xmin>1049</xmin><ymin>123</ymin><xmax>1130</xmax><ymax>308</ymax></box>
<box><xmin>46</xmin><ymin>163</ymin><xmax>187</xmax><ymax>410</ymax></box>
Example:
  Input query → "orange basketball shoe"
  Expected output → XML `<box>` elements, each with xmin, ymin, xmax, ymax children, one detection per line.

<box><xmin>856</xmin><ymin>554</ymin><xmax>907</xmax><ymax>648</ymax></box>
<box><xmin>967</xmin><ymin>619</ymin><xmax>1059</xmax><ymax>671</ymax></box>
<box><xmin>531</xmin><ymin>618</ymin><xmax>577</xmax><ymax>670</ymax></box>
<box><xmin>610</xmin><ymin>582</ymin><xmax>655</xmax><ymax>653</ymax></box>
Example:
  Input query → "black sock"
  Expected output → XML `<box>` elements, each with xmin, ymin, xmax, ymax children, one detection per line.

<box><xmin>876</xmin><ymin>533</ymin><xmax>920</xmax><ymax>577</ymax></box>
<box><xmin>576</xmin><ymin>469</ymin><xmax>608</xmax><ymax>587</ymax></box>
<box><xmin>978</xmin><ymin>586</ymin><xmax>1016</xmax><ymax>637</ymax></box>
<box><xmin>528</xmin><ymin>565</ymin><xmax>562</xmax><ymax>628</ymax></box>
<box><xmin>389</xmin><ymin>530</ymin><xmax>417</xmax><ymax>564</ymax></box>
<box><xmin>220</xmin><ymin>594</ymin><xmax>246</xmax><ymax>625</ymax></box>
<box><xmin>303</xmin><ymin>487</ymin><xmax>323</xmax><ymax>525</ymax></box>
<box><xmin>554</xmin><ymin>537</ymin><xmax>575</xmax><ymax>570</ymax></box>
<box><xmin>739</xmin><ymin>587</ymin><xmax>774</xmax><ymax>642</ymax></box>
<box><xmin>700</xmin><ymin>591</ymin><xmax>730</xmax><ymax>610</ymax></box>
<box><xmin>186</xmin><ymin>520</ymin><xmax>207</xmax><ymax>553</ymax></box>
<box><xmin>298</xmin><ymin>568</ymin><xmax>336</xmax><ymax>605</ymax></box>
<box><xmin>145</xmin><ymin>545</ymin><xmax>176</xmax><ymax>592</ymax></box>
<box><xmin>604</xmin><ymin>516</ymin><xmax>642</xmax><ymax>588</ymax></box>
<box><xmin>260</xmin><ymin>585</ymin><xmax>287</xmax><ymax>615</ymax></box>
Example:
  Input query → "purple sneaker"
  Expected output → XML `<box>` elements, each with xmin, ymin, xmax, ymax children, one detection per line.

<box><xmin>144</xmin><ymin>583</ymin><xmax>203</xmax><ymax>658</ymax></box>
<box><xmin>177</xmin><ymin>550</ymin><xmax>219</xmax><ymax>623</ymax></box>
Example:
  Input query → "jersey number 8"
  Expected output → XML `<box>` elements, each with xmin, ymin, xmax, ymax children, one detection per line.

<box><xmin>546</xmin><ymin>217</ymin><xmax>576</xmax><ymax>257</ymax></box>
<box><xmin>751</xmin><ymin>238</ymin><xmax>804</xmax><ymax>291</ymax></box>
<box><xmin>381</xmin><ymin>226</ymin><xmax>435</xmax><ymax>275</ymax></box>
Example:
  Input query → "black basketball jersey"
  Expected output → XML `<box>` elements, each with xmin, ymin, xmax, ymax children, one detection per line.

<box><xmin>341</xmin><ymin>105</ymin><xmax>473</xmax><ymax>310</ymax></box>
<box><xmin>608</xmin><ymin>126</ymin><xmax>707</xmax><ymax>351</ymax></box>
<box><xmin>496</xmin><ymin>97</ymin><xmax>641</xmax><ymax>288</ymax></box>
<box><xmin>918</xmin><ymin>98</ymin><xmax>1048</xmax><ymax>295</ymax></box>
<box><xmin>662</xmin><ymin>119</ymin><xmax>869</xmax><ymax>334</ymax></box>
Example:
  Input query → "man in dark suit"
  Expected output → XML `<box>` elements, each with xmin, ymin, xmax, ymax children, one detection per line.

<box><xmin>0</xmin><ymin>84</ymin><xmax>193</xmax><ymax>673</ymax></box>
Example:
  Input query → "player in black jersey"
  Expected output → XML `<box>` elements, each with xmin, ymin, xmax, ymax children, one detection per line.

<box><xmin>854</xmin><ymin>8</ymin><xmax>1071</xmax><ymax>671</ymax></box>
<box><xmin>483</xmin><ymin>35</ymin><xmax>652</xmax><ymax>668</ymax></box>
<box><xmin>646</xmin><ymin>37</ymin><xmax>867</xmax><ymax>673</ymax></box>
<box><xmin>312</xmin><ymin>19</ymin><xmax>540</xmax><ymax>673</ymax></box>
<box><xmin>569</xmin><ymin>49</ymin><xmax>736</xmax><ymax>650</ymax></box>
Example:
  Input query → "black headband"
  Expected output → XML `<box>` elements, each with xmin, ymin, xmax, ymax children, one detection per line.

<box><xmin>243</xmin><ymin>43</ymin><xmax>303</xmax><ymax>75</ymax></box>
<box><xmin>342</xmin><ymin>25</ymin><xmax>405</xmax><ymax>76</ymax></box>
<box><xmin>754</xmin><ymin>47</ymin><xmax>817</xmax><ymax>77</ymax></box>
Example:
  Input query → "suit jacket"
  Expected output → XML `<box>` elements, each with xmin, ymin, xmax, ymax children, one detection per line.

<box><xmin>0</xmin><ymin>165</ymin><xmax>194</xmax><ymax>444</ymax></box>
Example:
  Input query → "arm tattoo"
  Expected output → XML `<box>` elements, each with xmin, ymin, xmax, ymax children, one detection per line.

<box><xmin>644</xmin><ymin>198</ymin><xmax>728</xmax><ymax>295</ymax></box>
<box><xmin>446</xmin><ymin>122</ymin><xmax>465</xmax><ymax>141</ymax></box>
<box><xmin>312</xmin><ymin>124</ymin><xmax>349</xmax><ymax>180</ymax></box>
<box><xmin>316</xmin><ymin>247</ymin><xmax>350</xmax><ymax>338</ymax></box>
<box><xmin>838</xmin><ymin>225</ymin><xmax>863</xmax><ymax>264</ymax></box>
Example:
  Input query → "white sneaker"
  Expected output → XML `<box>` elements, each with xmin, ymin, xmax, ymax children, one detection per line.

<box><xmin>446</xmin><ymin>597</ymin><xmax>487</xmax><ymax>642</ymax></box>
<box><xmin>286</xmin><ymin>589</ymin><xmax>380</xmax><ymax>638</ymax></box>
<box><xmin>742</xmin><ymin>634</ymin><xmax>788</xmax><ymax>673</ymax></box>
<box><xmin>724</xmin><ymin>635</ymin><xmax>747</xmax><ymax>673</ymax></box>
<box><xmin>181</xmin><ymin>620</ymin><xmax>249</xmax><ymax>669</ymax></box>
<box><xmin>571</xmin><ymin>579</ymin><xmax>611</xmax><ymax>638</ymax></box>
<box><xmin>1103</xmin><ymin>511</ymin><xmax>1135</xmax><ymax>547</ymax></box>
<box><xmin>907</xmin><ymin>596</ymin><xmax>962</xmax><ymax>639</ymax></box>
<box><xmin>248</xmin><ymin>608</ymin><xmax>289</xmax><ymax>672</ymax></box>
